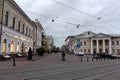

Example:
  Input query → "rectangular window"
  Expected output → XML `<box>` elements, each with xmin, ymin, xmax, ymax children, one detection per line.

<box><xmin>18</xmin><ymin>21</ymin><xmax>21</xmax><ymax>32</ymax></box>
<box><xmin>26</xmin><ymin>27</ymin><xmax>28</xmax><ymax>35</ymax></box>
<box><xmin>117</xmin><ymin>41</ymin><xmax>119</xmax><ymax>45</ymax></box>
<box><xmin>29</xmin><ymin>29</ymin><xmax>31</xmax><ymax>37</ymax></box>
<box><xmin>2</xmin><ymin>43</ymin><xmax>6</xmax><ymax>53</ymax></box>
<box><xmin>105</xmin><ymin>41</ymin><xmax>109</xmax><ymax>45</ymax></box>
<box><xmin>5</xmin><ymin>11</ymin><xmax>9</xmax><ymax>26</ymax></box>
<box><xmin>12</xmin><ymin>17</ymin><xmax>15</xmax><ymax>29</ymax></box>
<box><xmin>112</xmin><ymin>41</ymin><xmax>114</xmax><ymax>45</ymax></box>
<box><xmin>22</xmin><ymin>24</ymin><xmax>25</xmax><ymax>34</ymax></box>
<box><xmin>84</xmin><ymin>49</ymin><xmax>86</xmax><ymax>52</ymax></box>
<box><xmin>99</xmin><ymin>41</ymin><xmax>102</xmax><ymax>46</ymax></box>
<box><xmin>84</xmin><ymin>42</ymin><xmax>86</xmax><ymax>45</ymax></box>
<box><xmin>93</xmin><ymin>41</ymin><xmax>96</xmax><ymax>46</ymax></box>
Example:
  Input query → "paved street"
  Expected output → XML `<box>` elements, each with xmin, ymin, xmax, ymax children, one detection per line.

<box><xmin>0</xmin><ymin>53</ymin><xmax>120</xmax><ymax>80</ymax></box>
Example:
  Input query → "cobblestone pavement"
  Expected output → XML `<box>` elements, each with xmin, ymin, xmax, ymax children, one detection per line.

<box><xmin>0</xmin><ymin>53</ymin><xmax>120</xmax><ymax>80</ymax></box>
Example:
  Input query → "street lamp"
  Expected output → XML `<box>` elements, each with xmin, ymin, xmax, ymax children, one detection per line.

<box><xmin>52</xmin><ymin>19</ymin><xmax>54</xmax><ymax>22</ymax></box>
<box><xmin>97</xmin><ymin>17</ymin><xmax>102</xmax><ymax>20</ymax></box>
<box><xmin>77</xmin><ymin>24</ymin><xmax>80</xmax><ymax>28</ymax></box>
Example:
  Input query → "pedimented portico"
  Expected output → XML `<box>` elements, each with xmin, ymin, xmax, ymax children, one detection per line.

<box><xmin>65</xmin><ymin>31</ymin><xmax>120</xmax><ymax>55</ymax></box>
<box><xmin>90</xmin><ymin>33</ymin><xmax>112</xmax><ymax>54</ymax></box>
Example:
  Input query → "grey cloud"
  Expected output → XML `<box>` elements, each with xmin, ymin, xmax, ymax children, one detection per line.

<box><xmin>15</xmin><ymin>0</ymin><xmax>120</xmax><ymax>47</ymax></box>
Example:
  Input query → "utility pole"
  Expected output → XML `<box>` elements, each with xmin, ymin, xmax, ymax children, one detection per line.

<box><xmin>0</xmin><ymin>0</ymin><xmax>4</xmax><ymax>45</ymax></box>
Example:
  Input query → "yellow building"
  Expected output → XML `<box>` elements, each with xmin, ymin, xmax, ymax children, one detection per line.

<box><xmin>65</xmin><ymin>31</ymin><xmax>120</xmax><ymax>54</ymax></box>
<box><xmin>0</xmin><ymin>0</ymin><xmax>35</xmax><ymax>54</ymax></box>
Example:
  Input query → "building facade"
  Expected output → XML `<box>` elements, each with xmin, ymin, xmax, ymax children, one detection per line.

<box><xmin>32</xmin><ymin>19</ymin><xmax>44</xmax><ymax>53</ymax></box>
<box><xmin>0</xmin><ymin>0</ymin><xmax>35</xmax><ymax>54</ymax></box>
<box><xmin>65</xmin><ymin>31</ymin><xmax>120</xmax><ymax>54</ymax></box>
<box><xmin>65</xmin><ymin>36</ymin><xmax>75</xmax><ymax>52</ymax></box>
<box><xmin>43</xmin><ymin>36</ymin><xmax>54</xmax><ymax>52</ymax></box>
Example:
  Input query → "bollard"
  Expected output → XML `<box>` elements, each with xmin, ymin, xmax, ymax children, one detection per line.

<box><xmin>13</xmin><ymin>58</ymin><xmax>16</xmax><ymax>66</ymax></box>
<box><xmin>92</xmin><ymin>57</ymin><xmax>94</xmax><ymax>62</ymax></box>
<box><xmin>87</xmin><ymin>56</ymin><xmax>89</xmax><ymax>62</ymax></box>
<box><xmin>104</xmin><ymin>57</ymin><xmax>105</xmax><ymax>61</ymax></box>
<box><xmin>81</xmin><ymin>56</ymin><xmax>83</xmax><ymax>62</ymax></box>
<box><xmin>96</xmin><ymin>58</ymin><xmax>98</xmax><ymax>61</ymax></box>
<box><xmin>100</xmin><ymin>58</ymin><xmax>102</xmax><ymax>61</ymax></box>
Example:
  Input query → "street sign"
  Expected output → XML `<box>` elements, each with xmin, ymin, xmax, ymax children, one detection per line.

<box><xmin>77</xmin><ymin>43</ymin><xmax>81</xmax><ymax>48</ymax></box>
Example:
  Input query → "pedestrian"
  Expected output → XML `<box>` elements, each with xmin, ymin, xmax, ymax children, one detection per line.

<box><xmin>27</xmin><ymin>47</ymin><xmax>33</xmax><ymax>60</ymax></box>
<box><xmin>61</xmin><ymin>50</ymin><xmax>66</xmax><ymax>61</ymax></box>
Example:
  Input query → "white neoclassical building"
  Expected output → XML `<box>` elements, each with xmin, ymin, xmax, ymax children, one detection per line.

<box><xmin>90</xmin><ymin>33</ymin><xmax>112</xmax><ymax>54</ymax></box>
<box><xmin>32</xmin><ymin>19</ymin><xmax>44</xmax><ymax>53</ymax></box>
<box><xmin>0</xmin><ymin>0</ymin><xmax>35</xmax><ymax>54</ymax></box>
<box><xmin>65</xmin><ymin>31</ymin><xmax>120</xmax><ymax>54</ymax></box>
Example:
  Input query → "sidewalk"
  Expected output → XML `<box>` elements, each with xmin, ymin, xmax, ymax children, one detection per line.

<box><xmin>0</xmin><ymin>53</ymin><xmax>49</xmax><ymax>70</ymax></box>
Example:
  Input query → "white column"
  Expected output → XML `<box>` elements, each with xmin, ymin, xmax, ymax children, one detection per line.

<box><xmin>91</xmin><ymin>39</ymin><xmax>93</xmax><ymax>54</ymax></box>
<box><xmin>97</xmin><ymin>39</ymin><xmax>99</xmax><ymax>53</ymax></box>
<box><xmin>103</xmin><ymin>40</ymin><xmax>105</xmax><ymax>53</ymax></box>
<box><xmin>6</xmin><ymin>41</ymin><xmax>9</xmax><ymax>53</ymax></box>
<box><xmin>109</xmin><ymin>39</ymin><xmax>112</xmax><ymax>54</ymax></box>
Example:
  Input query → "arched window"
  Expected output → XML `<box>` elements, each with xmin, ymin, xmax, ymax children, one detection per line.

<box><xmin>2</xmin><ymin>39</ymin><xmax>7</xmax><ymax>53</ymax></box>
<box><xmin>5</xmin><ymin>11</ymin><xmax>9</xmax><ymax>26</ymax></box>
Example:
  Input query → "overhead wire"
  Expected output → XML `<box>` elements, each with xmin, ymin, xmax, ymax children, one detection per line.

<box><xmin>25</xmin><ymin>10</ymin><xmax>114</xmax><ymax>33</ymax></box>
<box><xmin>25</xmin><ymin>10</ymin><xmax>78</xmax><ymax>25</ymax></box>
<box><xmin>51</xmin><ymin>0</ymin><xmax>120</xmax><ymax>32</ymax></box>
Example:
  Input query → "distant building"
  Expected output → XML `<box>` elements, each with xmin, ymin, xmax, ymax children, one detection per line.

<box><xmin>65</xmin><ymin>36</ymin><xmax>75</xmax><ymax>52</ymax></box>
<box><xmin>43</xmin><ymin>36</ymin><xmax>54</xmax><ymax>52</ymax></box>
<box><xmin>32</xmin><ymin>19</ymin><xmax>44</xmax><ymax>53</ymax></box>
<box><xmin>65</xmin><ymin>31</ymin><xmax>120</xmax><ymax>54</ymax></box>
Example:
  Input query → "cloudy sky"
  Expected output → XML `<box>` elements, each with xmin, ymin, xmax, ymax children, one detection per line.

<box><xmin>14</xmin><ymin>0</ymin><xmax>120</xmax><ymax>47</ymax></box>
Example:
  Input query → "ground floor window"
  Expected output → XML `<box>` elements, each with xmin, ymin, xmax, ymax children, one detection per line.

<box><xmin>17</xmin><ymin>42</ymin><xmax>20</xmax><ymax>52</ymax></box>
<box><xmin>2</xmin><ymin>39</ymin><xmax>7</xmax><ymax>53</ymax></box>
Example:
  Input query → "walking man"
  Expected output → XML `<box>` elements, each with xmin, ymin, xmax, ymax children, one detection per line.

<box><xmin>61</xmin><ymin>50</ymin><xmax>66</xmax><ymax>61</ymax></box>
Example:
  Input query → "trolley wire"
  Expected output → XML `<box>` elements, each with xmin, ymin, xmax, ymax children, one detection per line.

<box><xmin>51</xmin><ymin>0</ymin><xmax>120</xmax><ymax>31</ymax></box>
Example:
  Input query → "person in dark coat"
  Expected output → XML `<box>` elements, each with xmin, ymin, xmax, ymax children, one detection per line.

<box><xmin>27</xmin><ymin>47</ymin><xmax>33</xmax><ymax>60</ymax></box>
<box><xmin>61</xmin><ymin>50</ymin><xmax>66</xmax><ymax>61</ymax></box>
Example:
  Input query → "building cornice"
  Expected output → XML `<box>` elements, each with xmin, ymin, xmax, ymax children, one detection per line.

<box><xmin>7</xmin><ymin>0</ymin><xmax>34</xmax><ymax>26</ymax></box>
